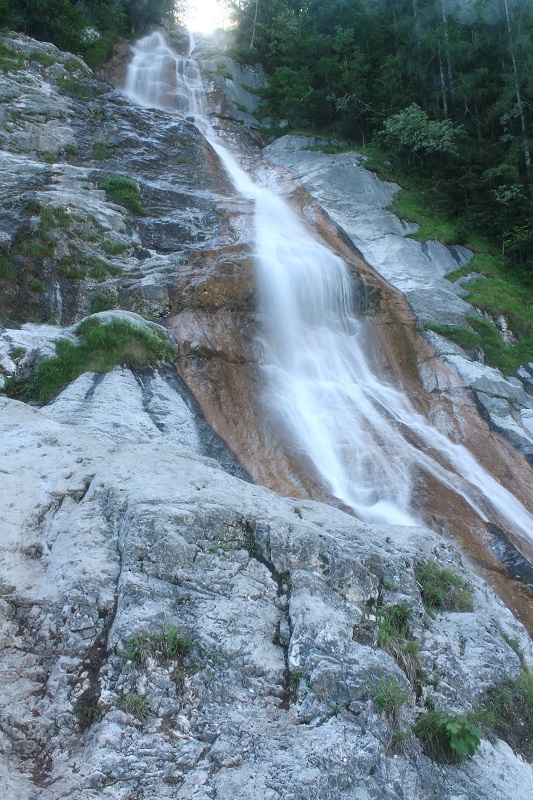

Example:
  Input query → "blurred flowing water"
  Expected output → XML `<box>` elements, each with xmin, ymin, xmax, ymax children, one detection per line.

<box><xmin>125</xmin><ymin>32</ymin><xmax>533</xmax><ymax>541</ymax></box>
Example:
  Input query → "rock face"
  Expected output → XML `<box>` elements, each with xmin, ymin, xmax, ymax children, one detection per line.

<box><xmin>1</xmin><ymin>387</ymin><xmax>533</xmax><ymax>799</ymax></box>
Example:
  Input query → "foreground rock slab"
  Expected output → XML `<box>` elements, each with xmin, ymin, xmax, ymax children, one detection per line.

<box><xmin>1</xmin><ymin>377</ymin><xmax>532</xmax><ymax>800</ymax></box>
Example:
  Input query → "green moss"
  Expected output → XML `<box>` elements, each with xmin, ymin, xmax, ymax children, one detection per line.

<box><xmin>100</xmin><ymin>176</ymin><xmax>148</xmax><ymax>216</ymax></box>
<box><xmin>29</xmin><ymin>280</ymin><xmax>45</xmax><ymax>292</ymax></box>
<box><xmin>9</xmin><ymin>317</ymin><xmax>176</xmax><ymax>403</ymax></box>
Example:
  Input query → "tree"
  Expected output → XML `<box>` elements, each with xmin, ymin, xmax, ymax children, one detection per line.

<box><xmin>382</xmin><ymin>103</ymin><xmax>464</xmax><ymax>165</ymax></box>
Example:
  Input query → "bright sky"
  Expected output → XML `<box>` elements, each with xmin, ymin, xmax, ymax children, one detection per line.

<box><xmin>184</xmin><ymin>0</ymin><xmax>229</xmax><ymax>33</ymax></box>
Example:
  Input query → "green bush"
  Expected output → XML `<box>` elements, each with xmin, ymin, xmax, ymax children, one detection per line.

<box><xmin>10</xmin><ymin>317</ymin><xmax>176</xmax><ymax>403</ymax></box>
<box><xmin>414</xmin><ymin>710</ymin><xmax>482</xmax><ymax>761</ymax></box>
<box><xmin>415</xmin><ymin>562</ymin><xmax>473</xmax><ymax>615</ymax></box>
<box><xmin>100</xmin><ymin>176</ymin><xmax>147</xmax><ymax>216</ymax></box>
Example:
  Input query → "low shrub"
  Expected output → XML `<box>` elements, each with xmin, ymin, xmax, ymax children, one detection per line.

<box><xmin>414</xmin><ymin>710</ymin><xmax>482</xmax><ymax>762</ymax></box>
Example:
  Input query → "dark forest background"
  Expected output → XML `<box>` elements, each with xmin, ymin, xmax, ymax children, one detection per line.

<box><xmin>227</xmin><ymin>0</ymin><xmax>533</xmax><ymax>280</ymax></box>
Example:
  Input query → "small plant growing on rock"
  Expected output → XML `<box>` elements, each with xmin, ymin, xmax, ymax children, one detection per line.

<box><xmin>118</xmin><ymin>693</ymin><xmax>149</xmax><ymax>721</ymax></box>
<box><xmin>90</xmin><ymin>292</ymin><xmax>116</xmax><ymax>313</ymax></box>
<box><xmin>376</xmin><ymin>602</ymin><xmax>421</xmax><ymax>685</ymax></box>
<box><xmin>100</xmin><ymin>176</ymin><xmax>148</xmax><ymax>216</ymax></box>
<box><xmin>470</xmin><ymin>671</ymin><xmax>533</xmax><ymax>762</ymax></box>
<box><xmin>414</xmin><ymin>710</ymin><xmax>482</xmax><ymax>762</ymax></box>
<box><xmin>369</xmin><ymin>675</ymin><xmax>411</xmax><ymax>726</ymax></box>
<box><xmin>415</xmin><ymin>561</ymin><xmax>473</xmax><ymax>614</ymax></box>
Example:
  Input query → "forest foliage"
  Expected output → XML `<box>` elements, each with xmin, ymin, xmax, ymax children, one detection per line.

<box><xmin>228</xmin><ymin>0</ymin><xmax>533</xmax><ymax>280</ymax></box>
<box><xmin>0</xmin><ymin>0</ymin><xmax>177</xmax><ymax>67</ymax></box>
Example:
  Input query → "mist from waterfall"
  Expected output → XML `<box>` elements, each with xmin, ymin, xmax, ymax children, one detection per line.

<box><xmin>124</xmin><ymin>32</ymin><xmax>533</xmax><ymax>541</ymax></box>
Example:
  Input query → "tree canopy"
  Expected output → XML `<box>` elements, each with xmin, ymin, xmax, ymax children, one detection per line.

<box><xmin>229</xmin><ymin>0</ymin><xmax>533</xmax><ymax>278</ymax></box>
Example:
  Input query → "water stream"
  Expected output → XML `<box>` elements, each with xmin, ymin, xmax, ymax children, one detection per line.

<box><xmin>124</xmin><ymin>32</ymin><xmax>533</xmax><ymax>542</ymax></box>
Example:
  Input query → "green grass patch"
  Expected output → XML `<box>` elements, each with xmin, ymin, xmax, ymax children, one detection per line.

<box><xmin>11</xmin><ymin>237</ymin><xmax>55</xmax><ymax>259</ymax></box>
<box><xmin>100</xmin><ymin>176</ymin><xmax>148</xmax><ymax>216</ymax></box>
<box><xmin>415</xmin><ymin>562</ymin><xmax>473</xmax><ymax>615</ymax></box>
<box><xmin>29</xmin><ymin>280</ymin><xmax>45</xmax><ymax>292</ymax></box>
<box><xmin>414</xmin><ymin>710</ymin><xmax>482</xmax><ymax>762</ymax></box>
<box><xmin>470</xmin><ymin>672</ymin><xmax>533</xmax><ymax>762</ymax></box>
<box><xmin>120</xmin><ymin>625</ymin><xmax>203</xmax><ymax>688</ymax></box>
<box><xmin>0</xmin><ymin>255</ymin><xmax>15</xmax><ymax>280</ymax></box>
<box><xmin>90</xmin><ymin>292</ymin><xmax>116</xmax><ymax>313</ymax></box>
<box><xmin>216</xmin><ymin>61</ymin><xmax>233</xmax><ymax>79</ymax></box>
<box><xmin>37</xmin><ymin>151</ymin><xmax>56</xmax><ymax>164</ymax></box>
<box><xmin>0</xmin><ymin>41</ymin><xmax>24</xmax><ymax>72</ymax></box>
<box><xmin>234</xmin><ymin>101</ymin><xmax>247</xmax><ymax>113</ymax></box>
<box><xmin>10</xmin><ymin>317</ymin><xmax>176</xmax><ymax>403</ymax></box>
<box><xmin>376</xmin><ymin>602</ymin><xmax>421</xmax><ymax>685</ymax></box>
<box><xmin>29</xmin><ymin>51</ymin><xmax>56</xmax><ymax>67</ymax></box>
<box><xmin>39</xmin><ymin>205</ymin><xmax>71</xmax><ymax>233</ymax></box>
<box><xmin>369</xmin><ymin>675</ymin><xmax>411</xmax><ymax>726</ymax></box>
<box><xmin>92</xmin><ymin>141</ymin><xmax>113</xmax><ymax>161</ymax></box>
<box><xmin>428</xmin><ymin>316</ymin><xmax>533</xmax><ymax>374</ymax></box>
<box><xmin>25</xmin><ymin>199</ymin><xmax>42</xmax><ymax>215</ymax></box>
<box><xmin>57</xmin><ymin>74</ymin><xmax>101</xmax><ymax>99</ymax></box>
<box><xmin>100</xmin><ymin>240</ymin><xmax>128</xmax><ymax>256</ymax></box>
<box><xmin>117</xmin><ymin>693</ymin><xmax>148</xmax><ymax>721</ymax></box>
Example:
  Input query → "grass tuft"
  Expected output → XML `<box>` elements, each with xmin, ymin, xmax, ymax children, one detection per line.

<box><xmin>100</xmin><ymin>176</ymin><xmax>148</xmax><ymax>216</ymax></box>
<box><xmin>369</xmin><ymin>675</ymin><xmax>411</xmax><ymax>726</ymax></box>
<box><xmin>470</xmin><ymin>672</ymin><xmax>533</xmax><ymax>762</ymax></box>
<box><xmin>415</xmin><ymin>561</ymin><xmax>473</xmax><ymax>615</ymax></box>
<box><xmin>9</xmin><ymin>317</ymin><xmax>176</xmax><ymax>403</ymax></box>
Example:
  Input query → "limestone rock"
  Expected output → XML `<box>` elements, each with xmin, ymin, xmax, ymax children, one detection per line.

<box><xmin>1</xmin><ymin>388</ymin><xmax>532</xmax><ymax>799</ymax></box>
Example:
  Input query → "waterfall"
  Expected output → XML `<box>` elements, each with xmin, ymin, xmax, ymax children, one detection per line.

<box><xmin>124</xmin><ymin>33</ymin><xmax>533</xmax><ymax>542</ymax></box>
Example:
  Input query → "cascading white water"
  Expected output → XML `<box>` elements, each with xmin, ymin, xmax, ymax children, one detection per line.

<box><xmin>124</xmin><ymin>33</ymin><xmax>533</xmax><ymax>541</ymax></box>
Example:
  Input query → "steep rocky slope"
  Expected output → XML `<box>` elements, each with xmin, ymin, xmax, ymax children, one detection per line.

<box><xmin>1</xmin><ymin>32</ymin><xmax>533</xmax><ymax>799</ymax></box>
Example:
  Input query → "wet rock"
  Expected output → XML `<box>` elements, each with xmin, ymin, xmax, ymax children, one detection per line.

<box><xmin>262</xmin><ymin>136</ymin><xmax>473</xmax><ymax>327</ymax></box>
<box><xmin>1</xmin><ymin>390</ymin><xmax>532</xmax><ymax>799</ymax></box>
